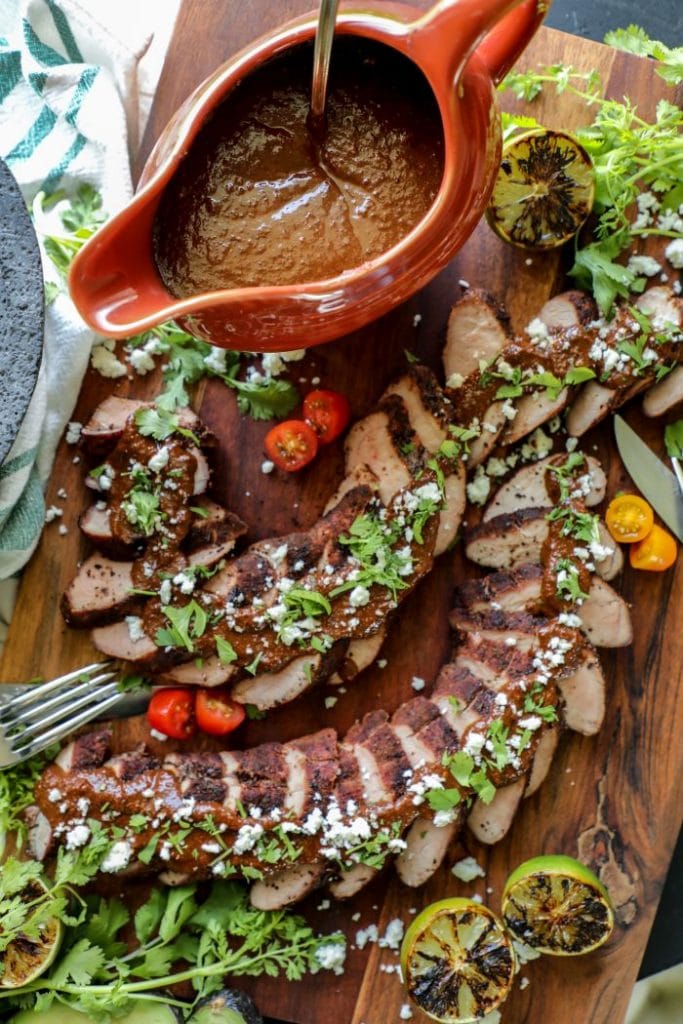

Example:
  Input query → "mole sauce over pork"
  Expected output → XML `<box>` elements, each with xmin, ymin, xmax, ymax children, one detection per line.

<box><xmin>153</xmin><ymin>39</ymin><xmax>444</xmax><ymax>294</ymax></box>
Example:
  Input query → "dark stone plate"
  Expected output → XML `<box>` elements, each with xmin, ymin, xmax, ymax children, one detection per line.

<box><xmin>0</xmin><ymin>158</ymin><xmax>44</xmax><ymax>465</ymax></box>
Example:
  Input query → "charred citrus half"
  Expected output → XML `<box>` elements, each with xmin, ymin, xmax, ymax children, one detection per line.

<box><xmin>400</xmin><ymin>897</ymin><xmax>516</xmax><ymax>1022</ymax></box>
<box><xmin>0</xmin><ymin>879</ymin><xmax>62</xmax><ymax>988</ymax></box>
<box><xmin>487</xmin><ymin>129</ymin><xmax>595</xmax><ymax>250</ymax></box>
<box><xmin>502</xmin><ymin>854</ymin><xmax>614</xmax><ymax>956</ymax></box>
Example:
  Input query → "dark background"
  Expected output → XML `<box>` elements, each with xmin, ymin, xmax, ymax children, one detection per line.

<box><xmin>547</xmin><ymin>0</ymin><xmax>683</xmax><ymax>985</ymax></box>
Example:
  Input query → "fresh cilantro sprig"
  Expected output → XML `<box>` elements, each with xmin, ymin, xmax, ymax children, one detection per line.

<box><xmin>32</xmin><ymin>184</ymin><xmax>105</xmax><ymax>282</ymax></box>
<box><xmin>664</xmin><ymin>419</ymin><xmax>683</xmax><ymax>458</ymax></box>
<box><xmin>0</xmin><ymin>876</ymin><xmax>345</xmax><ymax>1020</ymax></box>
<box><xmin>0</xmin><ymin>743</ymin><xmax>60</xmax><ymax>852</ymax></box>
<box><xmin>604</xmin><ymin>25</ymin><xmax>683</xmax><ymax>84</ymax></box>
<box><xmin>156</xmin><ymin>600</ymin><xmax>208</xmax><ymax>652</ymax></box>
<box><xmin>500</xmin><ymin>39</ymin><xmax>683</xmax><ymax>314</ymax></box>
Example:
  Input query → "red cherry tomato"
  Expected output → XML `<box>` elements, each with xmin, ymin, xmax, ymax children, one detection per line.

<box><xmin>303</xmin><ymin>389</ymin><xmax>351</xmax><ymax>444</ymax></box>
<box><xmin>196</xmin><ymin>687</ymin><xmax>246</xmax><ymax>736</ymax></box>
<box><xmin>147</xmin><ymin>688</ymin><xmax>196</xmax><ymax>740</ymax></box>
<box><xmin>264</xmin><ymin>419</ymin><xmax>318</xmax><ymax>472</ymax></box>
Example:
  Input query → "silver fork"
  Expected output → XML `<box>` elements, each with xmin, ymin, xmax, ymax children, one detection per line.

<box><xmin>0</xmin><ymin>660</ymin><xmax>122</xmax><ymax>767</ymax></box>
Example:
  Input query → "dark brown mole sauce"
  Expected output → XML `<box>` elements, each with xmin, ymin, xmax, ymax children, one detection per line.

<box><xmin>153</xmin><ymin>38</ymin><xmax>444</xmax><ymax>295</ymax></box>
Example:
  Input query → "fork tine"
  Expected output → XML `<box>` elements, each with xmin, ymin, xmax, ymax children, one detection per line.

<box><xmin>0</xmin><ymin>672</ymin><xmax>117</xmax><ymax>727</ymax></box>
<box><xmin>1</xmin><ymin>661</ymin><xmax>113</xmax><ymax>710</ymax></box>
<box><xmin>5</xmin><ymin>679</ymin><xmax>119</xmax><ymax>738</ymax></box>
<box><xmin>11</xmin><ymin>690</ymin><xmax>123</xmax><ymax>761</ymax></box>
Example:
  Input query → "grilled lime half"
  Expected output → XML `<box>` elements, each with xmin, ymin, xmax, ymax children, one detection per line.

<box><xmin>502</xmin><ymin>854</ymin><xmax>614</xmax><ymax>956</ymax></box>
<box><xmin>400</xmin><ymin>897</ymin><xmax>516</xmax><ymax>1023</ymax></box>
<box><xmin>487</xmin><ymin>129</ymin><xmax>595</xmax><ymax>250</ymax></box>
<box><xmin>0</xmin><ymin>880</ymin><xmax>62</xmax><ymax>988</ymax></box>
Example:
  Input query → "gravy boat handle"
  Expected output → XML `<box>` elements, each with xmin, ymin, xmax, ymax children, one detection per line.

<box><xmin>407</xmin><ymin>0</ymin><xmax>550</xmax><ymax>89</ymax></box>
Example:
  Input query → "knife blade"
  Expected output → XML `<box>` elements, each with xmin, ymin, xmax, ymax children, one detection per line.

<box><xmin>614</xmin><ymin>415</ymin><xmax>683</xmax><ymax>542</ymax></box>
<box><xmin>0</xmin><ymin>684</ymin><xmax>150</xmax><ymax>720</ymax></box>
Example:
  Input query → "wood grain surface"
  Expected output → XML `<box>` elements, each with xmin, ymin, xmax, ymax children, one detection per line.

<box><xmin>2</xmin><ymin>5</ymin><xmax>683</xmax><ymax>1023</ymax></box>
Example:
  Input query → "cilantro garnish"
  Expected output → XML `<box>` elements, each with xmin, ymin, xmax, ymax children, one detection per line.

<box><xmin>215</xmin><ymin>636</ymin><xmax>238</xmax><ymax>664</ymax></box>
<box><xmin>555</xmin><ymin>558</ymin><xmax>589</xmax><ymax>603</ymax></box>
<box><xmin>155</xmin><ymin>601</ymin><xmax>208</xmax><ymax>652</ymax></box>
<box><xmin>664</xmin><ymin>419</ymin><xmax>683</xmax><ymax>458</ymax></box>
<box><xmin>501</xmin><ymin>45</ymin><xmax>683</xmax><ymax>314</ymax></box>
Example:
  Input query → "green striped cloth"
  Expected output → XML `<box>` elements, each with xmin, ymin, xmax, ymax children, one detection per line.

<box><xmin>0</xmin><ymin>0</ymin><xmax>137</xmax><ymax>583</ymax></box>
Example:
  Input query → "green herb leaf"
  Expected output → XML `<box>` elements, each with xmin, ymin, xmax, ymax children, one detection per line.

<box><xmin>664</xmin><ymin>420</ymin><xmax>683</xmax><ymax>459</ymax></box>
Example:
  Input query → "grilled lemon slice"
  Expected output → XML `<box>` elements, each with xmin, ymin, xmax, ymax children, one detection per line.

<box><xmin>502</xmin><ymin>854</ymin><xmax>614</xmax><ymax>956</ymax></box>
<box><xmin>0</xmin><ymin>879</ymin><xmax>62</xmax><ymax>988</ymax></box>
<box><xmin>400</xmin><ymin>897</ymin><xmax>516</xmax><ymax>1023</ymax></box>
<box><xmin>487</xmin><ymin>129</ymin><xmax>595</xmax><ymax>249</ymax></box>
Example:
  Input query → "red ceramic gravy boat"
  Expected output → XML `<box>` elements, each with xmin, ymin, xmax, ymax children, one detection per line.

<box><xmin>69</xmin><ymin>0</ymin><xmax>550</xmax><ymax>352</ymax></box>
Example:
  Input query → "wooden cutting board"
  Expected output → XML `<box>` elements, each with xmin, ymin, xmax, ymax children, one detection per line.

<box><xmin>2</xmin><ymin>5</ymin><xmax>683</xmax><ymax>1023</ymax></box>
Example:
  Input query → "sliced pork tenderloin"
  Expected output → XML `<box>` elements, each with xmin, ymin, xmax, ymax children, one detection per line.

<box><xmin>61</xmin><ymin>555</ymin><xmax>138</xmax><ymax>627</ymax></box>
<box><xmin>464</xmin><ymin>509</ymin><xmax>622</xmax><ymax>581</ymax></box>
<box><xmin>80</xmin><ymin>396</ymin><xmax>148</xmax><ymax>454</ymax></box>
<box><xmin>443</xmin><ymin>289</ymin><xmax>512</xmax><ymax>382</ymax></box>
<box><xmin>502</xmin><ymin>291</ymin><xmax>597</xmax><ymax>445</ymax></box>
<box><xmin>251</xmin><ymin>865</ymin><xmax>325</xmax><ymax>910</ymax></box>
<box><xmin>467</xmin><ymin>777</ymin><xmax>526</xmax><ymax>844</ymax></box>
<box><xmin>452</xmin><ymin>565</ymin><xmax>632</xmax><ymax>647</ymax></box>
<box><xmin>482</xmin><ymin>454</ymin><xmax>606</xmax><ymax>521</ymax></box>
<box><xmin>395</xmin><ymin>818</ymin><xmax>459</xmax><ymax>887</ymax></box>
<box><xmin>643</xmin><ymin>365</ymin><xmax>683</xmax><ymax>417</ymax></box>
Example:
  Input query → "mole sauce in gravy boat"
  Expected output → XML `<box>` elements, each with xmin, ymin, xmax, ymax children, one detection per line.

<box><xmin>69</xmin><ymin>0</ymin><xmax>550</xmax><ymax>352</ymax></box>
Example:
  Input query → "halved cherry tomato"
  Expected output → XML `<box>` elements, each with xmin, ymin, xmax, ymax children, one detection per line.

<box><xmin>264</xmin><ymin>419</ymin><xmax>318</xmax><ymax>472</ymax></box>
<box><xmin>629</xmin><ymin>524</ymin><xmax>677</xmax><ymax>572</ymax></box>
<box><xmin>196</xmin><ymin>687</ymin><xmax>246</xmax><ymax>735</ymax></box>
<box><xmin>303</xmin><ymin>389</ymin><xmax>351</xmax><ymax>444</ymax></box>
<box><xmin>605</xmin><ymin>493</ymin><xmax>654</xmax><ymax>543</ymax></box>
<box><xmin>147</xmin><ymin>687</ymin><xmax>196</xmax><ymax>739</ymax></box>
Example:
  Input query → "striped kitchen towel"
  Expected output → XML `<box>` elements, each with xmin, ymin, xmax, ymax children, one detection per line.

<box><xmin>0</xmin><ymin>0</ymin><xmax>151</xmax><ymax>583</ymax></box>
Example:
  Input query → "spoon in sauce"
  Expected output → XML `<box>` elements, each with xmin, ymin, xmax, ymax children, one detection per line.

<box><xmin>309</xmin><ymin>0</ymin><xmax>339</xmax><ymax>134</ymax></box>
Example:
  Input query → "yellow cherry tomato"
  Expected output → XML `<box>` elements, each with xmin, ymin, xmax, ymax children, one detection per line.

<box><xmin>605</xmin><ymin>493</ymin><xmax>654</xmax><ymax>543</ymax></box>
<box><xmin>629</xmin><ymin>524</ymin><xmax>677</xmax><ymax>572</ymax></box>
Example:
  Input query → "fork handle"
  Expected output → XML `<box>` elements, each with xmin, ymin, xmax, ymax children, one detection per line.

<box><xmin>0</xmin><ymin>684</ymin><xmax>150</xmax><ymax>721</ymax></box>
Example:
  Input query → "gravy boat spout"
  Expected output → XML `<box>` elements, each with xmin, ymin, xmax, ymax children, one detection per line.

<box><xmin>69</xmin><ymin>0</ymin><xmax>550</xmax><ymax>352</ymax></box>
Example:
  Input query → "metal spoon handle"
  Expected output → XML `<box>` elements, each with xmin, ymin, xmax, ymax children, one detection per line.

<box><xmin>310</xmin><ymin>0</ymin><xmax>339</xmax><ymax>123</ymax></box>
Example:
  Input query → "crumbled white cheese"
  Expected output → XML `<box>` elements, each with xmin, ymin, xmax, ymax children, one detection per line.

<box><xmin>48</xmin><ymin>787</ymin><xmax>62</xmax><ymax>802</ymax></box>
<box><xmin>261</xmin><ymin>459</ymin><xmax>275</xmax><ymax>474</ymax></box>
<box><xmin>520</xmin><ymin>977</ymin><xmax>530</xmax><ymax>990</ymax></box>
<box><xmin>355</xmin><ymin>924</ymin><xmax>379</xmax><ymax>949</ymax></box>
<box><xmin>379</xmin><ymin>918</ymin><xmax>405</xmax><ymax>950</ymax></box>
<box><xmin>91</xmin><ymin>339</ymin><xmax>127</xmax><ymax>378</ymax></box>
<box><xmin>452</xmin><ymin>856</ymin><xmax>486</xmax><ymax>882</ymax></box>
<box><xmin>65</xmin><ymin>824</ymin><xmax>91</xmax><ymax>850</ymax></box>
<box><xmin>159</xmin><ymin>579</ymin><xmax>172</xmax><ymax>605</ymax></box>
<box><xmin>466</xmin><ymin>470</ymin><xmax>491</xmax><ymax>506</ymax></box>
<box><xmin>149</xmin><ymin>728</ymin><xmax>169</xmax><ymax>742</ymax></box>
<box><xmin>411</xmin><ymin>676</ymin><xmax>426</xmax><ymax>692</ymax></box>
<box><xmin>65</xmin><ymin>421</ymin><xmax>82</xmax><ymax>444</ymax></box>
<box><xmin>501</xmin><ymin>398</ymin><xmax>517</xmax><ymax>421</ymax></box>
<box><xmin>101</xmin><ymin>840</ymin><xmax>133</xmax><ymax>873</ymax></box>
<box><xmin>520</xmin><ymin>428</ymin><xmax>553</xmax><ymax>462</ymax></box>
<box><xmin>627</xmin><ymin>254</ymin><xmax>662</xmax><ymax>277</ymax></box>
<box><xmin>233</xmin><ymin>822</ymin><xmax>264</xmax><ymax>855</ymax></box>
<box><xmin>125</xmin><ymin>615</ymin><xmax>146</xmax><ymax>644</ymax></box>
<box><xmin>203</xmin><ymin>347</ymin><xmax>229</xmax><ymax>374</ymax></box>
<box><xmin>665</xmin><ymin>239</ymin><xmax>683</xmax><ymax>269</ymax></box>
<box><xmin>349</xmin><ymin>585</ymin><xmax>370</xmax><ymax>608</ymax></box>
<box><xmin>128</xmin><ymin>347</ymin><xmax>156</xmax><ymax>375</ymax></box>
<box><xmin>399</xmin><ymin>1005</ymin><xmax>413</xmax><ymax>1020</ymax></box>
<box><xmin>172</xmin><ymin>571</ymin><xmax>196</xmax><ymax>595</ymax></box>
<box><xmin>58</xmin><ymin>524</ymin><xmax>68</xmax><ymax>536</ymax></box>
<box><xmin>45</xmin><ymin>505</ymin><xmax>63</xmax><ymax>522</ymax></box>
<box><xmin>148</xmin><ymin>446</ymin><xmax>170</xmax><ymax>472</ymax></box>
<box><xmin>446</xmin><ymin>371</ymin><xmax>465</xmax><ymax>388</ymax></box>
<box><xmin>314</xmin><ymin>942</ymin><xmax>346</xmax><ymax>975</ymax></box>
<box><xmin>324</xmin><ymin>696</ymin><xmax>338</xmax><ymax>710</ymax></box>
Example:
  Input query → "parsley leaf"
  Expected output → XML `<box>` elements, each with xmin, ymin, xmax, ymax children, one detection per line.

<box><xmin>664</xmin><ymin>419</ymin><xmax>683</xmax><ymax>458</ymax></box>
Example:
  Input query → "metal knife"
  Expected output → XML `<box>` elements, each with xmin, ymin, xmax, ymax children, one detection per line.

<box><xmin>614</xmin><ymin>415</ymin><xmax>683</xmax><ymax>542</ymax></box>
<box><xmin>0</xmin><ymin>684</ymin><xmax>150</xmax><ymax>720</ymax></box>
